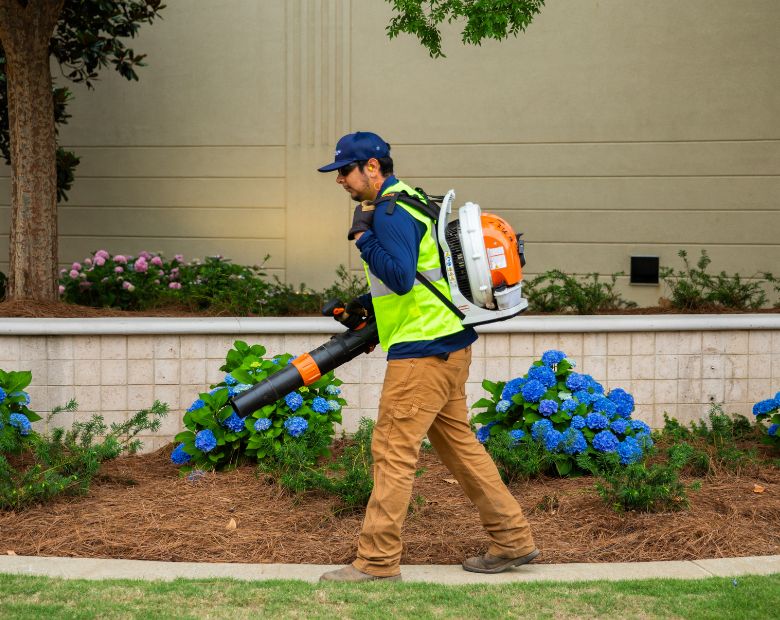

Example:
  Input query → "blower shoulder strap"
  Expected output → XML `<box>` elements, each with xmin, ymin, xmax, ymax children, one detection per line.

<box><xmin>414</xmin><ymin>270</ymin><xmax>466</xmax><ymax>320</ymax></box>
<box><xmin>373</xmin><ymin>188</ymin><xmax>466</xmax><ymax>322</ymax></box>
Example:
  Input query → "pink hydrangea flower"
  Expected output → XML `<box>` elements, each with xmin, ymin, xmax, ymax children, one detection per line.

<box><xmin>95</xmin><ymin>250</ymin><xmax>109</xmax><ymax>260</ymax></box>
<box><xmin>84</xmin><ymin>258</ymin><xmax>93</xmax><ymax>266</ymax></box>
<box><xmin>115</xmin><ymin>266</ymin><xmax>124</xmax><ymax>274</ymax></box>
<box><xmin>71</xmin><ymin>262</ymin><xmax>81</xmax><ymax>271</ymax></box>
<box><xmin>170</xmin><ymin>267</ymin><xmax>179</xmax><ymax>280</ymax></box>
<box><xmin>169</xmin><ymin>282</ymin><xmax>182</xmax><ymax>290</ymax></box>
<box><xmin>69</xmin><ymin>269</ymin><xmax>79</xmax><ymax>279</ymax></box>
<box><xmin>174</xmin><ymin>254</ymin><xmax>184</xmax><ymax>262</ymax></box>
<box><xmin>94</xmin><ymin>256</ymin><xmax>106</xmax><ymax>267</ymax></box>
<box><xmin>59</xmin><ymin>268</ymin><xmax>67</xmax><ymax>275</ymax></box>
<box><xmin>138</xmin><ymin>251</ymin><xmax>151</xmax><ymax>260</ymax></box>
<box><xmin>114</xmin><ymin>255</ymin><xmax>127</xmax><ymax>265</ymax></box>
<box><xmin>122</xmin><ymin>281</ymin><xmax>135</xmax><ymax>292</ymax></box>
<box><xmin>134</xmin><ymin>258</ymin><xmax>148</xmax><ymax>273</ymax></box>
<box><xmin>150</xmin><ymin>256</ymin><xmax>163</xmax><ymax>267</ymax></box>
<box><xmin>58</xmin><ymin>285</ymin><xmax>65</xmax><ymax>295</ymax></box>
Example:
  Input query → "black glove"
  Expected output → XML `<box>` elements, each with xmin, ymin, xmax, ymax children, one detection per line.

<box><xmin>339</xmin><ymin>298</ymin><xmax>369</xmax><ymax>329</ymax></box>
<box><xmin>347</xmin><ymin>202</ymin><xmax>375</xmax><ymax>240</ymax></box>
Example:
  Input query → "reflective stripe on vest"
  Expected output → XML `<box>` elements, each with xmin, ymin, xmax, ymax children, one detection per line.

<box><xmin>363</xmin><ymin>180</ymin><xmax>464</xmax><ymax>350</ymax></box>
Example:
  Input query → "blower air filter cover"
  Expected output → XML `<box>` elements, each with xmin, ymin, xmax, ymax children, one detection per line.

<box><xmin>457</xmin><ymin>202</ymin><xmax>495</xmax><ymax>309</ymax></box>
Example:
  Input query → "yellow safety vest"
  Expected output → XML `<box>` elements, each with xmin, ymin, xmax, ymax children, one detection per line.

<box><xmin>364</xmin><ymin>180</ymin><xmax>464</xmax><ymax>350</ymax></box>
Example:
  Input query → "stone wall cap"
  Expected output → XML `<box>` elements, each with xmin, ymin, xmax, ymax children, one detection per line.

<box><xmin>0</xmin><ymin>314</ymin><xmax>778</xmax><ymax>335</ymax></box>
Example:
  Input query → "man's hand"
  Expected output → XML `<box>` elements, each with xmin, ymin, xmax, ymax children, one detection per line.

<box><xmin>348</xmin><ymin>201</ymin><xmax>375</xmax><ymax>240</ymax></box>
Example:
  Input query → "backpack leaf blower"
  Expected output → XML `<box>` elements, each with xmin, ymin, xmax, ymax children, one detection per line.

<box><xmin>229</xmin><ymin>189</ymin><xmax>526</xmax><ymax>417</ymax></box>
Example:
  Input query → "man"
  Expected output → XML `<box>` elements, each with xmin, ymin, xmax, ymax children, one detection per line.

<box><xmin>317</xmin><ymin>131</ymin><xmax>537</xmax><ymax>582</ymax></box>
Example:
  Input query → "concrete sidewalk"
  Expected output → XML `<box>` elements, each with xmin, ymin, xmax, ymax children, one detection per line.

<box><xmin>1</xmin><ymin>555</ymin><xmax>778</xmax><ymax>584</ymax></box>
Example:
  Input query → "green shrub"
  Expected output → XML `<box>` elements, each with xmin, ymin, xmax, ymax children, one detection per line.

<box><xmin>172</xmin><ymin>340</ymin><xmax>347</xmax><ymax>472</ymax></box>
<box><xmin>484</xmin><ymin>429</ymin><xmax>552</xmax><ymax>482</ymax></box>
<box><xmin>472</xmin><ymin>349</ymin><xmax>652</xmax><ymax>477</ymax></box>
<box><xmin>658</xmin><ymin>405</ymin><xmax>770</xmax><ymax>475</ymax></box>
<box><xmin>0</xmin><ymin>370</ymin><xmax>167</xmax><ymax>510</ymax></box>
<box><xmin>258</xmin><ymin>417</ymin><xmax>375</xmax><ymax>511</ymax></box>
<box><xmin>578</xmin><ymin>443</ymin><xmax>700</xmax><ymax>513</ymax></box>
<box><xmin>660</xmin><ymin>250</ymin><xmax>771</xmax><ymax>311</ymax></box>
<box><xmin>524</xmin><ymin>269</ymin><xmax>636</xmax><ymax>314</ymax></box>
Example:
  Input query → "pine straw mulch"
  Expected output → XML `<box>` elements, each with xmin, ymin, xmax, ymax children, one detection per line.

<box><xmin>2</xmin><ymin>445</ymin><xmax>779</xmax><ymax>565</ymax></box>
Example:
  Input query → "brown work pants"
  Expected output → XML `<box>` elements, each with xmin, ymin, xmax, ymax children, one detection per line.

<box><xmin>353</xmin><ymin>345</ymin><xmax>535</xmax><ymax>576</ymax></box>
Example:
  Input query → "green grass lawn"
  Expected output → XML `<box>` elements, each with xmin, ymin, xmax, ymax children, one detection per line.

<box><xmin>1</xmin><ymin>573</ymin><xmax>777</xmax><ymax>619</ymax></box>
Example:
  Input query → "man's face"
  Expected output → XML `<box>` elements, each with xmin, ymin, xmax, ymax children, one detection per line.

<box><xmin>337</xmin><ymin>162</ymin><xmax>372</xmax><ymax>202</ymax></box>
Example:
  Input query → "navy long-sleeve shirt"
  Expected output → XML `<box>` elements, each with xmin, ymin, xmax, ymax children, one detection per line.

<box><xmin>355</xmin><ymin>176</ymin><xmax>477</xmax><ymax>360</ymax></box>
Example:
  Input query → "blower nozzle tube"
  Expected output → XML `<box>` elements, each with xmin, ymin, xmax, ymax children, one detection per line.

<box><xmin>229</xmin><ymin>319</ymin><xmax>378</xmax><ymax>417</ymax></box>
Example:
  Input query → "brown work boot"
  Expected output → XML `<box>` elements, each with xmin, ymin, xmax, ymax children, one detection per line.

<box><xmin>462</xmin><ymin>548</ymin><xmax>539</xmax><ymax>574</ymax></box>
<box><xmin>319</xmin><ymin>564</ymin><xmax>402</xmax><ymax>582</ymax></box>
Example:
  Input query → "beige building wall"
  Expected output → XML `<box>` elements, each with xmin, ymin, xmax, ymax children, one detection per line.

<box><xmin>1</xmin><ymin>0</ymin><xmax>778</xmax><ymax>305</ymax></box>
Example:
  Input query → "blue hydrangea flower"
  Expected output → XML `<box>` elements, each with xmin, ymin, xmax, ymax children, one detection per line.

<box><xmin>538</xmin><ymin>399</ymin><xmax>559</xmax><ymax>417</ymax></box>
<box><xmin>9</xmin><ymin>413</ymin><xmax>31</xmax><ymax>436</ymax></box>
<box><xmin>630</xmin><ymin>419</ymin><xmax>651</xmax><ymax>435</ymax></box>
<box><xmin>541</xmin><ymin>350</ymin><xmax>566</xmax><ymax>368</ymax></box>
<box><xmin>561</xmin><ymin>428</ymin><xmax>587</xmax><ymax>455</ymax></box>
<box><xmin>592</xmin><ymin>430</ymin><xmax>619</xmax><ymax>452</ymax></box>
<box><xmin>531</xmin><ymin>418</ymin><xmax>553</xmax><ymax>441</ymax></box>
<box><xmin>328</xmin><ymin>400</ymin><xmax>341</xmax><ymax>411</ymax></box>
<box><xmin>495</xmin><ymin>399</ymin><xmax>512</xmax><ymax>414</ymax></box>
<box><xmin>0</xmin><ymin>387</ymin><xmax>6</xmax><ymax>404</ymax></box>
<box><xmin>768</xmin><ymin>424</ymin><xmax>778</xmax><ymax>437</ymax></box>
<box><xmin>187</xmin><ymin>399</ymin><xmax>206</xmax><ymax>413</ymax></box>
<box><xmin>753</xmin><ymin>399</ymin><xmax>779</xmax><ymax>416</ymax></box>
<box><xmin>223</xmin><ymin>412</ymin><xmax>246</xmax><ymax>433</ymax></box>
<box><xmin>311</xmin><ymin>397</ymin><xmax>330</xmax><ymax>414</ymax></box>
<box><xmin>476</xmin><ymin>421</ymin><xmax>497</xmax><ymax>444</ymax></box>
<box><xmin>171</xmin><ymin>443</ymin><xmax>191</xmax><ymax>465</ymax></box>
<box><xmin>325</xmin><ymin>384</ymin><xmax>341</xmax><ymax>396</ymax></box>
<box><xmin>610</xmin><ymin>419</ymin><xmax>629</xmax><ymax>435</ymax></box>
<box><xmin>501</xmin><ymin>378</ymin><xmax>525</xmax><ymax>401</ymax></box>
<box><xmin>543</xmin><ymin>429</ymin><xmax>563</xmax><ymax>452</ymax></box>
<box><xmin>593</xmin><ymin>397</ymin><xmax>617</xmax><ymax>418</ymax></box>
<box><xmin>608</xmin><ymin>388</ymin><xmax>635</xmax><ymax>417</ymax></box>
<box><xmin>565</xmin><ymin>373</ymin><xmax>589</xmax><ymax>392</ymax></box>
<box><xmin>521</xmin><ymin>379</ymin><xmax>546</xmax><ymax>403</ymax></box>
<box><xmin>284</xmin><ymin>392</ymin><xmax>304</xmax><ymax>412</ymax></box>
<box><xmin>254</xmin><ymin>417</ymin><xmax>272</xmax><ymax>432</ymax></box>
<box><xmin>617</xmin><ymin>436</ymin><xmax>643</xmax><ymax>465</ymax></box>
<box><xmin>194</xmin><ymin>429</ymin><xmax>217</xmax><ymax>452</ymax></box>
<box><xmin>10</xmin><ymin>391</ymin><xmax>31</xmax><ymax>406</ymax></box>
<box><xmin>585</xmin><ymin>413</ymin><xmax>609</xmax><ymax>430</ymax></box>
<box><xmin>573</xmin><ymin>389</ymin><xmax>596</xmax><ymax>405</ymax></box>
<box><xmin>508</xmin><ymin>429</ymin><xmax>525</xmax><ymax>445</ymax></box>
<box><xmin>272</xmin><ymin>356</ymin><xmax>281</xmax><ymax>365</ymax></box>
<box><xmin>582</xmin><ymin>375</ymin><xmax>604</xmax><ymax>394</ymax></box>
<box><xmin>561</xmin><ymin>399</ymin><xmax>578</xmax><ymax>413</ymax></box>
<box><xmin>284</xmin><ymin>416</ymin><xmax>308</xmax><ymax>437</ymax></box>
<box><xmin>224</xmin><ymin>373</ymin><xmax>238</xmax><ymax>386</ymax></box>
<box><xmin>528</xmin><ymin>365</ymin><xmax>557</xmax><ymax>388</ymax></box>
<box><xmin>570</xmin><ymin>415</ymin><xmax>586</xmax><ymax>430</ymax></box>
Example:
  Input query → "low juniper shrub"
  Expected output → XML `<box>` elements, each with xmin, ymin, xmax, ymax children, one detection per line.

<box><xmin>258</xmin><ymin>417</ymin><xmax>375</xmax><ymax>511</ymax></box>
<box><xmin>577</xmin><ymin>442</ymin><xmax>700</xmax><ymax>513</ymax></box>
<box><xmin>752</xmin><ymin>392</ymin><xmax>780</xmax><ymax>449</ymax></box>
<box><xmin>173</xmin><ymin>340</ymin><xmax>347</xmax><ymax>472</ymax></box>
<box><xmin>0</xmin><ymin>369</ymin><xmax>168</xmax><ymax>509</ymax></box>
<box><xmin>471</xmin><ymin>350</ymin><xmax>652</xmax><ymax>477</ymax></box>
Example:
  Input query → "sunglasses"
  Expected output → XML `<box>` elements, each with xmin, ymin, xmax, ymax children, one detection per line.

<box><xmin>338</xmin><ymin>161</ymin><xmax>364</xmax><ymax>177</ymax></box>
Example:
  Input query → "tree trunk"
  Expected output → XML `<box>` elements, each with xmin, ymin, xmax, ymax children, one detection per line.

<box><xmin>0</xmin><ymin>0</ymin><xmax>64</xmax><ymax>301</ymax></box>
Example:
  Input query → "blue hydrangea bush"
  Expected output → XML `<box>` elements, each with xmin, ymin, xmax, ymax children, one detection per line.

<box><xmin>752</xmin><ymin>391</ymin><xmax>780</xmax><ymax>448</ymax></box>
<box><xmin>172</xmin><ymin>340</ymin><xmax>347</xmax><ymax>472</ymax></box>
<box><xmin>0</xmin><ymin>370</ymin><xmax>41</xmax><ymax>448</ymax></box>
<box><xmin>471</xmin><ymin>350</ymin><xmax>653</xmax><ymax>476</ymax></box>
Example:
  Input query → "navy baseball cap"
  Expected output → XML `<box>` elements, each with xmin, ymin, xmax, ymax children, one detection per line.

<box><xmin>317</xmin><ymin>131</ymin><xmax>391</xmax><ymax>172</ymax></box>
